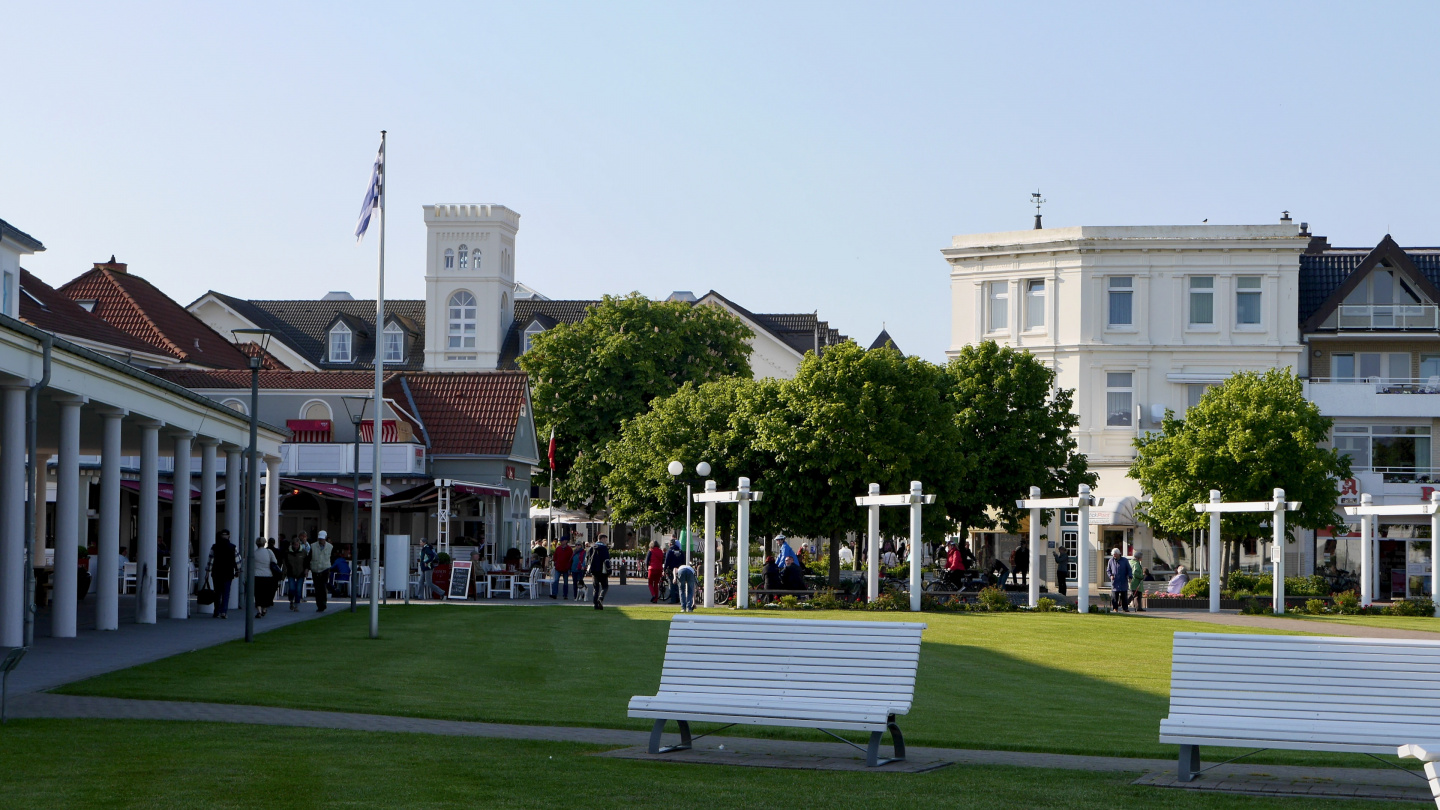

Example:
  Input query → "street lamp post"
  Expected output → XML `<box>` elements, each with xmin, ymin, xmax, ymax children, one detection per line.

<box><xmin>341</xmin><ymin>395</ymin><xmax>368</xmax><ymax>614</ymax></box>
<box><xmin>231</xmin><ymin>328</ymin><xmax>272</xmax><ymax>643</ymax></box>
<box><xmin>668</xmin><ymin>461</ymin><xmax>711</xmax><ymax>566</ymax></box>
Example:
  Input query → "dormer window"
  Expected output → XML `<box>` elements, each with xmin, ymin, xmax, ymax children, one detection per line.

<box><xmin>458</xmin><ymin>245</ymin><xmax>468</xmax><ymax>269</ymax></box>
<box><xmin>328</xmin><ymin>322</ymin><xmax>352</xmax><ymax>363</ymax></box>
<box><xmin>523</xmin><ymin>322</ymin><xmax>545</xmax><ymax>354</ymax></box>
<box><xmin>444</xmin><ymin>248</ymin><xmax>454</xmax><ymax>269</ymax></box>
<box><xmin>383</xmin><ymin>322</ymin><xmax>404</xmax><ymax>364</ymax></box>
<box><xmin>447</xmin><ymin>291</ymin><xmax>477</xmax><ymax>350</ymax></box>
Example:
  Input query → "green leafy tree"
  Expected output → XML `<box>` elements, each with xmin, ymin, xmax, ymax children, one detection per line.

<box><xmin>1128</xmin><ymin>368</ymin><xmax>1351</xmax><ymax>580</ymax></box>
<box><xmin>519</xmin><ymin>294</ymin><xmax>754</xmax><ymax>514</ymax></box>
<box><xmin>943</xmin><ymin>341</ymin><xmax>1095</xmax><ymax>536</ymax></box>
<box><xmin>761</xmin><ymin>342</ymin><xmax>971</xmax><ymax>587</ymax></box>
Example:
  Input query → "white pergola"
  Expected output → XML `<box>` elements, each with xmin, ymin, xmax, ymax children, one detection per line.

<box><xmin>1017</xmin><ymin>484</ymin><xmax>1098</xmax><ymax>612</ymax></box>
<box><xmin>855</xmin><ymin>481</ymin><xmax>934</xmax><ymax>611</ymax></box>
<box><xmin>692</xmin><ymin>477</ymin><xmax>762</xmax><ymax>609</ymax></box>
<box><xmin>1192</xmin><ymin>488</ymin><xmax>1300</xmax><ymax>615</ymax></box>
<box><xmin>1343</xmin><ymin>491</ymin><xmax>1440</xmax><ymax>613</ymax></box>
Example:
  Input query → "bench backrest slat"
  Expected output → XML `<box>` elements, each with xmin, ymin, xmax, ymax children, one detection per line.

<box><xmin>657</xmin><ymin>615</ymin><xmax>924</xmax><ymax>707</ymax></box>
<box><xmin>1168</xmin><ymin>632</ymin><xmax>1440</xmax><ymax>729</ymax></box>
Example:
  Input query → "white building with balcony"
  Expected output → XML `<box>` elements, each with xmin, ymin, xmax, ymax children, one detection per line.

<box><xmin>945</xmin><ymin>219</ymin><xmax>1311</xmax><ymax>590</ymax></box>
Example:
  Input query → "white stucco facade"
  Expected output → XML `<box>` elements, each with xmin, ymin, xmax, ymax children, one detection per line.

<box><xmin>945</xmin><ymin>223</ymin><xmax>1312</xmax><ymax>583</ymax></box>
<box><xmin>422</xmin><ymin>204</ymin><xmax>519</xmax><ymax>372</ymax></box>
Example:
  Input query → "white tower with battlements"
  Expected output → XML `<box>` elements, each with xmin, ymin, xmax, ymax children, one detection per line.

<box><xmin>423</xmin><ymin>204</ymin><xmax>519</xmax><ymax>371</ymax></box>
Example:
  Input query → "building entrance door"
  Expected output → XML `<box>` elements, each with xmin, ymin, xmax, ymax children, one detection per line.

<box><xmin>1061</xmin><ymin>529</ymin><xmax>1078</xmax><ymax>582</ymax></box>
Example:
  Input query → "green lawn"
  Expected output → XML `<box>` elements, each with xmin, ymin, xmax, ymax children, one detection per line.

<box><xmin>1278</xmin><ymin>613</ymin><xmax>1440</xmax><ymax>633</ymax></box>
<box><xmin>57</xmin><ymin>605</ymin><xmax>1373</xmax><ymax>766</ymax></box>
<box><xmin>0</xmin><ymin>719</ymin><xmax>1414</xmax><ymax>810</ymax></box>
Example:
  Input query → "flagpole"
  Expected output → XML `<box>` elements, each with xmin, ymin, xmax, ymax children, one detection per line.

<box><xmin>369</xmin><ymin>130</ymin><xmax>386</xmax><ymax>640</ymax></box>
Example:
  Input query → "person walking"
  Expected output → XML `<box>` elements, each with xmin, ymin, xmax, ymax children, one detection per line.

<box><xmin>550</xmin><ymin>537</ymin><xmax>573</xmax><ymax>599</ymax></box>
<box><xmin>588</xmin><ymin>535</ymin><xmax>611</xmax><ymax>610</ymax></box>
<box><xmin>839</xmin><ymin>541</ymin><xmax>854</xmax><ymax>569</ymax></box>
<box><xmin>210</xmin><ymin>530</ymin><xmax>238</xmax><ymax>619</ymax></box>
<box><xmin>775</xmin><ymin>535</ymin><xmax>797</xmax><ymax>569</ymax></box>
<box><xmin>1107</xmin><ymin>548</ymin><xmax>1131</xmax><ymax>612</ymax></box>
<box><xmin>676</xmin><ymin>561</ymin><xmax>697</xmax><ymax>612</ymax></box>
<box><xmin>664</xmin><ymin>538</ymin><xmax>684</xmax><ymax>604</ymax></box>
<box><xmin>309</xmin><ymin>531</ymin><xmax>333</xmax><ymax>612</ymax></box>
<box><xmin>418</xmin><ymin>538</ymin><xmax>439</xmax><ymax>600</ymax></box>
<box><xmin>570</xmin><ymin>540</ymin><xmax>587</xmax><ymax>601</ymax></box>
<box><xmin>1129</xmin><ymin>548</ymin><xmax>1146</xmax><ymax>612</ymax></box>
<box><xmin>253</xmin><ymin>537</ymin><xmax>279</xmax><ymax>618</ymax></box>
<box><xmin>644</xmin><ymin>540</ymin><xmax>665</xmax><ymax>603</ymax></box>
<box><xmin>1012</xmin><ymin>539</ymin><xmax>1029</xmax><ymax>587</ymax></box>
<box><xmin>1053</xmin><ymin>543</ymin><xmax>1068</xmax><ymax>597</ymax></box>
<box><xmin>283</xmin><ymin>537</ymin><xmax>308</xmax><ymax>611</ymax></box>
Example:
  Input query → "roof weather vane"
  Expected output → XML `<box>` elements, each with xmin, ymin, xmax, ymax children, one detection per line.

<box><xmin>1031</xmin><ymin>190</ymin><xmax>1046</xmax><ymax>230</ymax></box>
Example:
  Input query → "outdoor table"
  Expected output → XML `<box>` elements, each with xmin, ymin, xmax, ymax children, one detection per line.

<box><xmin>487</xmin><ymin>571</ymin><xmax>518</xmax><ymax>598</ymax></box>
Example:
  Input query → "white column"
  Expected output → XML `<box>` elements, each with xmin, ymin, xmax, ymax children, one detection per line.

<box><xmin>866</xmin><ymin>483</ymin><xmax>880</xmax><ymax>602</ymax></box>
<box><xmin>0</xmin><ymin>384</ymin><xmax>28</xmax><ymax>647</ymax></box>
<box><xmin>169</xmin><ymin>432</ymin><xmax>193</xmax><ymax>619</ymax></box>
<box><xmin>736</xmin><ymin>477</ymin><xmax>751</xmax><ymax>609</ymax></box>
<box><xmin>1271</xmin><ymin>488</ymin><xmax>1286</xmax><ymax>615</ymax></box>
<box><xmin>1360</xmin><ymin>493</ymin><xmax>1373</xmax><ymax>607</ymax></box>
<box><xmin>264</xmin><ymin>456</ymin><xmax>281</xmax><ymax>541</ymax></box>
<box><xmin>224</xmin><ymin>445</ymin><xmax>242</xmax><ymax>612</ymax></box>
<box><xmin>908</xmin><ymin>481</ymin><xmax>923</xmax><ymax>612</ymax></box>
<box><xmin>702</xmin><ymin>480</ymin><xmax>716</xmax><ymax>609</ymax></box>
<box><xmin>96</xmin><ymin>407</ymin><xmax>124</xmax><ymax>631</ymax></box>
<box><xmin>1028</xmin><ymin>486</ymin><xmax>1041</xmax><ymax>608</ymax></box>
<box><xmin>1208</xmin><ymin>490</ymin><xmax>1222</xmax><ymax>614</ymax></box>
<box><xmin>197</xmin><ymin>438</ymin><xmax>217</xmax><ymax>615</ymax></box>
<box><xmin>1076</xmin><ymin>484</ymin><xmax>1091</xmax><ymax>615</ymax></box>
<box><xmin>1430</xmin><ymin>491</ymin><xmax>1439</xmax><ymax>618</ymax></box>
<box><xmin>52</xmin><ymin>395</ymin><xmax>85</xmax><ymax>638</ymax></box>
<box><xmin>136</xmin><ymin>419</ymin><xmax>162</xmax><ymax>624</ymax></box>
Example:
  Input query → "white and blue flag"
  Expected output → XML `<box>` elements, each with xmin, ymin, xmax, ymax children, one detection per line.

<box><xmin>355</xmin><ymin>140</ymin><xmax>384</xmax><ymax>241</ymax></box>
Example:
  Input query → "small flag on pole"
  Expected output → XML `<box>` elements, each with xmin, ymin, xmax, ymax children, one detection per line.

<box><xmin>355</xmin><ymin>141</ymin><xmax>384</xmax><ymax>241</ymax></box>
<box><xmin>547</xmin><ymin>426</ymin><xmax>556</xmax><ymax>470</ymax></box>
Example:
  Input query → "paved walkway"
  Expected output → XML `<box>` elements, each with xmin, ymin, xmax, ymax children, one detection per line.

<box><xmin>8</xmin><ymin>693</ymin><xmax>1432</xmax><ymax>801</ymax></box>
<box><xmin>1136</xmin><ymin>608</ymin><xmax>1440</xmax><ymax>640</ymax></box>
<box><xmin>8</xmin><ymin>595</ymin><xmax>333</xmax><ymax>695</ymax></box>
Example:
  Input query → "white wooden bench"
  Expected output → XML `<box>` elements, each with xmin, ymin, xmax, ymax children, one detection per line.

<box><xmin>1160</xmin><ymin>632</ymin><xmax>1440</xmax><ymax>781</ymax></box>
<box><xmin>628</xmin><ymin>614</ymin><xmax>926</xmax><ymax>766</ymax></box>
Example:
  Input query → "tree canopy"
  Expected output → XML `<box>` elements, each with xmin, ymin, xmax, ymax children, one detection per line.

<box><xmin>518</xmin><ymin>294</ymin><xmax>754</xmax><ymax>513</ymax></box>
<box><xmin>1129</xmin><ymin>368</ymin><xmax>1350</xmax><ymax>565</ymax></box>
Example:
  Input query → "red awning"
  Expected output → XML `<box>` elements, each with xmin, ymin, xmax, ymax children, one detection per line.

<box><xmin>359</xmin><ymin>419</ymin><xmax>399</xmax><ymax>443</ymax></box>
<box><xmin>286</xmin><ymin>419</ymin><xmax>333</xmax><ymax>443</ymax></box>
<box><xmin>283</xmin><ymin>478</ymin><xmax>372</xmax><ymax>502</ymax></box>
<box><xmin>452</xmin><ymin>481</ymin><xmax>511</xmax><ymax>498</ymax></box>
<box><xmin>120</xmin><ymin>481</ymin><xmax>201</xmax><ymax>502</ymax></box>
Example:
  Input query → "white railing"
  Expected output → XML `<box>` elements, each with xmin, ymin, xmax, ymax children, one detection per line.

<box><xmin>1358</xmin><ymin>466</ymin><xmax>1436</xmax><ymax>485</ymax></box>
<box><xmin>1332</xmin><ymin>304</ymin><xmax>1439</xmax><ymax>330</ymax></box>
<box><xmin>1309</xmin><ymin>377</ymin><xmax>1440</xmax><ymax>394</ymax></box>
<box><xmin>279</xmin><ymin>442</ymin><xmax>426</xmax><ymax>476</ymax></box>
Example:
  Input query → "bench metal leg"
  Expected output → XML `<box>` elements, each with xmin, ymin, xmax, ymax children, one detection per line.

<box><xmin>865</xmin><ymin>715</ymin><xmax>906</xmax><ymax>767</ymax></box>
<box><xmin>648</xmin><ymin>719</ymin><xmax>693</xmax><ymax>755</ymax></box>
<box><xmin>1178</xmin><ymin>744</ymin><xmax>1201</xmax><ymax>782</ymax></box>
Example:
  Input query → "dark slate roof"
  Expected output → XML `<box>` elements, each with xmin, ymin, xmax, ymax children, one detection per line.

<box><xmin>700</xmin><ymin>291</ymin><xmax>848</xmax><ymax>357</ymax></box>
<box><xmin>153</xmin><ymin>370</ymin><xmax>387</xmax><ymax>390</ymax></box>
<box><xmin>209</xmin><ymin>292</ymin><xmax>428</xmax><ymax>371</ymax></box>
<box><xmin>498</xmin><ymin>300</ymin><xmax>597</xmax><ymax>368</ymax></box>
<box><xmin>1299</xmin><ymin>245</ymin><xmax>1440</xmax><ymax>324</ymax></box>
<box><xmin>18</xmin><ymin>269</ymin><xmax>165</xmax><ymax>357</ymax></box>
<box><xmin>0</xmin><ymin>218</ymin><xmax>45</xmax><ymax>252</ymax></box>
<box><xmin>60</xmin><ymin>265</ymin><xmax>252</xmax><ymax>368</ymax></box>
<box><xmin>868</xmin><ymin>328</ymin><xmax>903</xmax><ymax>356</ymax></box>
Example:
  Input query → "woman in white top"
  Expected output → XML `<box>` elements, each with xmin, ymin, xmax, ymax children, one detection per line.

<box><xmin>252</xmin><ymin>537</ymin><xmax>280</xmax><ymax>618</ymax></box>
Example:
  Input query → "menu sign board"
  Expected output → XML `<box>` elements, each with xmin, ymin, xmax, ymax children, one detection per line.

<box><xmin>448</xmin><ymin>561</ymin><xmax>472</xmax><ymax>600</ymax></box>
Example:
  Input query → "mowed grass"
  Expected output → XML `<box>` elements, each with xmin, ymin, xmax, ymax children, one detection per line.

<box><xmin>57</xmin><ymin>605</ymin><xmax>1364</xmax><ymax>765</ymax></box>
<box><xmin>0</xmin><ymin>719</ymin><xmax>1415</xmax><ymax>810</ymax></box>
<box><xmin>1277</xmin><ymin>613</ymin><xmax>1440</xmax><ymax>633</ymax></box>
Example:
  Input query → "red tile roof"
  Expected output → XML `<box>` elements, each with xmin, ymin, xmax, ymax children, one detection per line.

<box><xmin>153</xmin><ymin>370</ymin><xmax>390</xmax><ymax>390</ymax></box>
<box><xmin>18</xmin><ymin>270</ymin><xmax>165</xmax><ymax>356</ymax></box>
<box><xmin>395</xmin><ymin>372</ymin><xmax>528</xmax><ymax>456</ymax></box>
<box><xmin>59</xmin><ymin>265</ymin><xmax>251</xmax><ymax>369</ymax></box>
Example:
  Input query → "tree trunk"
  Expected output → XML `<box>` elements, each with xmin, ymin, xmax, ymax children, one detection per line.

<box><xmin>829</xmin><ymin>532</ymin><xmax>841</xmax><ymax>589</ymax></box>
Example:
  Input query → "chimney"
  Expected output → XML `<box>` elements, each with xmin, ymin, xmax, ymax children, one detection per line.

<box><xmin>1280</xmin><ymin>211</ymin><xmax>1292</xmax><ymax>224</ymax></box>
<box><xmin>94</xmin><ymin>255</ymin><xmax>127</xmax><ymax>274</ymax></box>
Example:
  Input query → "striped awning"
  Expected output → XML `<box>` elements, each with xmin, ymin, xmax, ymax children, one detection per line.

<box><xmin>358</xmin><ymin>419</ymin><xmax>398</xmax><ymax>443</ymax></box>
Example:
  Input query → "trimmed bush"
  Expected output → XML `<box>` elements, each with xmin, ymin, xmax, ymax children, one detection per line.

<box><xmin>976</xmin><ymin>585</ymin><xmax>1014</xmax><ymax>612</ymax></box>
<box><xmin>1334</xmin><ymin>590</ymin><xmax>1361</xmax><ymax>614</ymax></box>
<box><xmin>1385</xmin><ymin>598</ymin><xmax>1435</xmax><ymax>617</ymax></box>
<box><xmin>1035</xmin><ymin>597</ymin><xmax>1057</xmax><ymax>613</ymax></box>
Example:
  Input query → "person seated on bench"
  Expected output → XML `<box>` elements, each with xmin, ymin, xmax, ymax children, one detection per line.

<box><xmin>762</xmin><ymin>555</ymin><xmax>783</xmax><ymax>591</ymax></box>
<box><xmin>780</xmin><ymin>557</ymin><xmax>807</xmax><ymax>591</ymax></box>
<box><xmin>1167</xmin><ymin>565</ymin><xmax>1189</xmax><ymax>594</ymax></box>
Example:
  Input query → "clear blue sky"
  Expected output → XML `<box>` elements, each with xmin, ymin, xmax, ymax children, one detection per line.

<box><xmin>6</xmin><ymin>1</ymin><xmax>1438</xmax><ymax>361</ymax></box>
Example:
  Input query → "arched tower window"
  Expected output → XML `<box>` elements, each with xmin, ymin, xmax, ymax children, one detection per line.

<box><xmin>383</xmin><ymin>322</ymin><xmax>405</xmax><ymax>363</ymax></box>
<box><xmin>447</xmin><ymin>291</ymin><xmax>477</xmax><ymax>350</ymax></box>
<box><xmin>458</xmin><ymin>245</ymin><xmax>468</xmax><ymax>269</ymax></box>
<box><xmin>444</xmin><ymin>248</ymin><xmax>454</xmax><ymax>269</ymax></box>
<box><xmin>328</xmin><ymin>322</ymin><xmax>352</xmax><ymax>363</ymax></box>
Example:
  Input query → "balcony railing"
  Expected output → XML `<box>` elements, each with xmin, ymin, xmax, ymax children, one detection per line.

<box><xmin>1309</xmin><ymin>377</ymin><xmax>1440</xmax><ymax>394</ymax></box>
<box><xmin>278</xmin><ymin>442</ymin><xmax>426</xmax><ymax>476</ymax></box>
<box><xmin>1327</xmin><ymin>304</ymin><xmax>1440</xmax><ymax>330</ymax></box>
<box><xmin>1360</xmin><ymin>466</ymin><xmax>1436</xmax><ymax>484</ymax></box>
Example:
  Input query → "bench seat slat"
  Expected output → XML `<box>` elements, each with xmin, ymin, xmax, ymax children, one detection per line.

<box><xmin>664</xmin><ymin>646</ymin><xmax>919</xmax><ymax>664</ymax></box>
<box><xmin>670</xmin><ymin>615</ymin><xmax>926</xmax><ymax>631</ymax></box>
<box><xmin>661</xmin><ymin>666</ymin><xmax>916</xmax><ymax>683</ymax></box>
<box><xmin>661</xmin><ymin>655</ymin><xmax>917</xmax><ymax>674</ymax></box>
